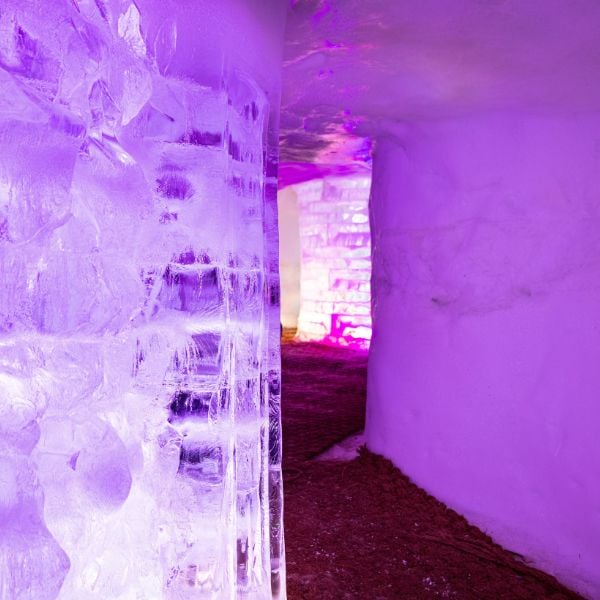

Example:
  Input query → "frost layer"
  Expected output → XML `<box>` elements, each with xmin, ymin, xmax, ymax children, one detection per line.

<box><xmin>0</xmin><ymin>1</ymin><xmax>284</xmax><ymax>598</ymax></box>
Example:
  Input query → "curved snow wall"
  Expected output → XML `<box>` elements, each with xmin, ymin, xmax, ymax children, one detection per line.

<box><xmin>290</xmin><ymin>176</ymin><xmax>372</xmax><ymax>349</ymax></box>
<box><xmin>367</xmin><ymin>114</ymin><xmax>600</xmax><ymax>599</ymax></box>
<box><xmin>0</xmin><ymin>1</ymin><xmax>286</xmax><ymax>598</ymax></box>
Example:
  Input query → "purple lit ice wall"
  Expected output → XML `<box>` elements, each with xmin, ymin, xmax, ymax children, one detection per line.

<box><xmin>293</xmin><ymin>176</ymin><xmax>372</xmax><ymax>349</ymax></box>
<box><xmin>367</xmin><ymin>115</ymin><xmax>600</xmax><ymax>599</ymax></box>
<box><xmin>0</xmin><ymin>1</ymin><xmax>286</xmax><ymax>598</ymax></box>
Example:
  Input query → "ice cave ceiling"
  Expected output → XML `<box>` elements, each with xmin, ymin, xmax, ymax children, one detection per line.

<box><xmin>279</xmin><ymin>0</ymin><xmax>600</xmax><ymax>185</ymax></box>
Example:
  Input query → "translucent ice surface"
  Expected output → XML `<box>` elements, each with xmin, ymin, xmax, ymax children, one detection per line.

<box><xmin>294</xmin><ymin>176</ymin><xmax>372</xmax><ymax>349</ymax></box>
<box><xmin>0</xmin><ymin>1</ymin><xmax>285</xmax><ymax>598</ymax></box>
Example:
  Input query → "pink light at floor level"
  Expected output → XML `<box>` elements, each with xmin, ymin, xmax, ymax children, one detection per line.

<box><xmin>294</xmin><ymin>176</ymin><xmax>372</xmax><ymax>350</ymax></box>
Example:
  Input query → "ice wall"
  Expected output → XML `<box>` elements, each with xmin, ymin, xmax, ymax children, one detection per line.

<box><xmin>367</xmin><ymin>114</ymin><xmax>600</xmax><ymax>599</ymax></box>
<box><xmin>277</xmin><ymin>186</ymin><xmax>301</xmax><ymax>329</ymax></box>
<box><xmin>294</xmin><ymin>176</ymin><xmax>372</xmax><ymax>349</ymax></box>
<box><xmin>0</xmin><ymin>1</ymin><xmax>286</xmax><ymax>598</ymax></box>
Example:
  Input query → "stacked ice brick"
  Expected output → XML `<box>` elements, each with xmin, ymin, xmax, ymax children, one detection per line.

<box><xmin>295</xmin><ymin>176</ymin><xmax>372</xmax><ymax>349</ymax></box>
<box><xmin>0</xmin><ymin>1</ymin><xmax>284</xmax><ymax>598</ymax></box>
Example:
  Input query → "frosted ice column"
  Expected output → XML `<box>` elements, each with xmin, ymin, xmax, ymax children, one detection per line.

<box><xmin>0</xmin><ymin>1</ymin><xmax>285</xmax><ymax>598</ymax></box>
<box><xmin>294</xmin><ymin>176</ymin><xmax>372</xmax><ymax>348</ymax></box>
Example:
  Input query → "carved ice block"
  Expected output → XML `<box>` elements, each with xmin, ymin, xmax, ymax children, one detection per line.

<box><xmin>0</xmin><ymin>1</ymin><xmax>285</xmax><ymax>598</ymax></box>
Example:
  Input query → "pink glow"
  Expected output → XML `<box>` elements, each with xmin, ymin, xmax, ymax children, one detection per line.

<box><xmin>293</xmin><ymin>176</ymin><xmax>372</xmax><ymax>350</ymax></box>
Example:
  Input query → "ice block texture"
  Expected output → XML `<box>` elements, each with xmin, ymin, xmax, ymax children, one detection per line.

<box><xmin>0</xmin><ymin>1</ymin><xmax>285</xmax><ymax>598</ymax></box>
<box><xmin>294</xmin><ymin>176</ymin><xmax>372</xmax><ymax>349</ymax></box>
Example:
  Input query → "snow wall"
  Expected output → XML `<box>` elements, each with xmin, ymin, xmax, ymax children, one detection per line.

<box><xmin>366</xmin><ymin>113</ymin><xmax>600</xmax><ymax>599</ymax></box>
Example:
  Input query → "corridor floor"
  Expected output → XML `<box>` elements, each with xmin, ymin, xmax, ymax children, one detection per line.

<box><xmin>281</xmin><ymin>336</ymin><xmax>583</xmax><ymax>600</ymax></box>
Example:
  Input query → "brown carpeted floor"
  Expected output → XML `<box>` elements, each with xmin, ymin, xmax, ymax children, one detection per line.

<box><xmin>281</xmin><ymin>335</ymin><xmax>583</xmax><ymax>600</ymax></box>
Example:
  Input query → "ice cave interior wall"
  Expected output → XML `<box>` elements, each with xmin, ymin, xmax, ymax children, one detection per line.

<box><xmin>366</xmin><ymin>115</ymin><xmax>600</xmax><ymax>599</ymax></box>
<box><xmin>279</xmin><ymin>175</ymin><xmax>372</xmax><ymax>348</ymax></box>
<box><xmin>281</xmin><ymin>1</ymin><xmax>600</xmax><ymax>598</ymax></box>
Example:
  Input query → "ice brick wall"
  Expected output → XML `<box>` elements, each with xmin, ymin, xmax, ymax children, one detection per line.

<box><xmin>294</xmin><ymin>176</ymin><xmax>372</xmax><ymax>349</ymax></box>
<box><xmin>0</xmin><ymin>1</ymin><xmax>285</xmax><ymax>599</ymax></box>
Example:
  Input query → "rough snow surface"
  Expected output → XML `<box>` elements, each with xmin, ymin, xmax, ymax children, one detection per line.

<box><xmin>293</xmin><ymin>176</ymin><xmax>372</xmax><ymax>349</ymax></box>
